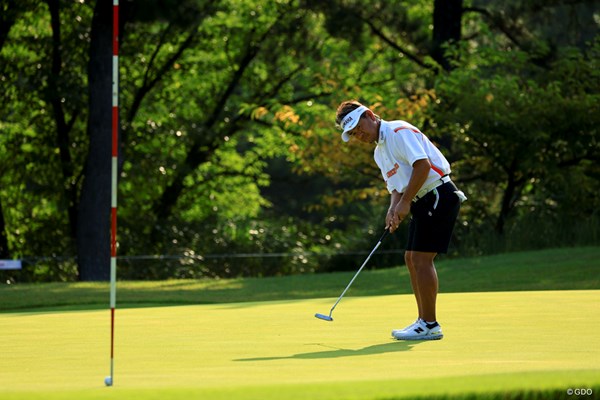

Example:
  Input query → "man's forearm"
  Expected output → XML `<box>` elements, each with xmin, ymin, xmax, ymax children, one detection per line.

<box><xmin>400</xmin><ymin>158</ymin><xmax>431</xmax><ymax>204</ymax></box>
<box><xmin>388</xmin><ymin>159</ymin><xmax>432</xmax><ymax>232</ymax></box>
<box><xmin>389</xmin><ymin>190</ymin><xmax>402</xmax><ymax>212</ymax></box>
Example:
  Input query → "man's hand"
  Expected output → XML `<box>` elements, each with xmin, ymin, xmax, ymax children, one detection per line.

<box><xmin>385</xmin><ymin>209</ymin><xmax>394</xmax><ymax>230</ymax></box>
<box><xmin>386</xmin><ymin>190</ymin><xmax>402</xmax><ymax>232</ymax></box>
<box><xmin>389</xmin><ymin>199</ymin><xmax>411</xmax><ymax>233</ymax></box>
<box><xmin>387</xmin><ymin>159</ymin><xmax>430</xmax><ymax>232</ymax></box>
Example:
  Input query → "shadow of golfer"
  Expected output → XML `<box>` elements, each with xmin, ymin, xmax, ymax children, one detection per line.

<box><xmin>235</xmin><ymin>341</ymin><xmax>421</xmax><ymax>362</ymax></box>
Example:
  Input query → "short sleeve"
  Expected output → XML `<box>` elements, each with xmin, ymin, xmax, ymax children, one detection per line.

<box><xmin>388</xmin><ymin>128</ymin><xmax>428</xmax><ymax>166</ymax></box>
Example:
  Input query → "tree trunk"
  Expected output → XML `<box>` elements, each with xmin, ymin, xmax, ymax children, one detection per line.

<box><xmin>0</xmin><ymin>199</ymin><xmax>9</xmax><ymax>258</ymax></box>
<box><xmin>0</xmin><ymin>0</ymin><xmax>18</xmax><ymax>52</ymax></box>
<box><xmin>496</xmin><ymin>173</ymin><xmax>517</xmax><ymax>235</ymax></box>
<box><xmin>47</xmin><ymin>0</ymin><xmax>79</xmax><ymax>242</ymax></box>
<box><xmin>76</xmin><ymin>0</ymin><xmax>112</xmax><ymax>281</ymax></box>
<box><xmin>151</xmin><ymin>37</ymin><xmax>263</xmax><ymax>225</ymax></box>
<box><xmin>432</xmin><ymin>0</ymin><xmax>463</xmax><ymax>71</ymax></box>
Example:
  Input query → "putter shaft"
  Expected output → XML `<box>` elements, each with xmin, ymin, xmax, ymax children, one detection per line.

<box><xmin>318</xmin><ymin>229</ymin><xmax>389</xmax><ymax>320</ymax></box>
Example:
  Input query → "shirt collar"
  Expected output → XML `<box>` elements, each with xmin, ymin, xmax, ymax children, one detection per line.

<box><xmin>377</xmin><ymin>120</ymin><xmax>387</xmax><ymax>144</ymax></box>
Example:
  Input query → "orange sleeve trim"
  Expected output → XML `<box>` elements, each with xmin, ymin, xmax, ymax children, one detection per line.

<box><xmin>394</xmin><ymin>127</ymin><xmax>421</xmax><ymax>134</ymax></box>
<box><xmin>430</xmin><ymin>162</ymin><xmax>444</xmax><ymax>177</ymax></box>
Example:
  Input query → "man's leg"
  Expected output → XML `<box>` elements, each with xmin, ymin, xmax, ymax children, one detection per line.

<box><xmin>404</xmin><ymin>250</ymin><xmax>423</xmax><ymax>319</ymax></box>
<box><xmin>408</xmin><ymin>251</ymin><xmax>438</xmax><ymax>322</ymax></box>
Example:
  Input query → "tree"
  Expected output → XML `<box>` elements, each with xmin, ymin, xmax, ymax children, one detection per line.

<box><xmin>77</xmin><ymin>0</ymin><xmax>226</xmax><ymax>280</ymax></box>
<box><xmin>0</xmin><ymin>200</ymin><xmax>8</xmax><ymax>258</ymax></box>
<box><xmin>434</xmin><ymin>41</ymin><xmax>600</xmax><ymax>234</ymax></box>
<box><xmin>1</xmin><ymin>0</ymin><xmax>598</xmax><ymax>281</ymax></box>
<box><xmin>432</xmin><ymin>0</ymin><xmax>463</xmax><ymax>70</ymax></box>
<box><xmin>1</xmin><ymin>1</ymin><xmax>83</xmax><ymax>270</ymax></box>
<box><xmin>293</xmin><ymin>0</ymin><xmax>600</xmax><ymax>240</ymax></box>
<box><xmin>0</xmin><ymin>0</ymin><xmax>22</xmax><ymax>52</ymax></box>
<box><xmin>115</xmin><ymin>1</ymin><xmax>333</xmax><ymax>247</ymax></box>
<box><xmin>46</xmin><ymin>0</ymin><xmax>81</xmax><ymax>243</ymax></box>
<box><xmin>0</xmin><ymin>0</ymin><xmax>42</xmax><ymax>260</ymax></box>
<box><xmin>76</xmin><ymin>0</ymin><xmax>113</xmax><ymax>281</ymax></box>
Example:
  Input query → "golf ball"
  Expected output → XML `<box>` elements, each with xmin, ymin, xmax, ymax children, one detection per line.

<box><xmin>104</xmin><ymin>376</ymin><xmax>112</xmax><ymax>386</ymax></box>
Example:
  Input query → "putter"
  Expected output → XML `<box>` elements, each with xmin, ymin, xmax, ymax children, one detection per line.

<box><xmin>315</xmin><ymin>228</ymin><xmax>389</xmax><ymax>322</ymax></box>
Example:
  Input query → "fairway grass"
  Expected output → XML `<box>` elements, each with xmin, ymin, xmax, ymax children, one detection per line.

<box><xmin>1</xmin><ymin>290</ymin><xmax>598</xmax><ymax>400</ymax></box>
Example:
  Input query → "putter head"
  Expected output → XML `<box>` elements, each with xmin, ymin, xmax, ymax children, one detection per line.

<box><xmin>315</xmin><ymin>313</ymin><xmax>333</xmax><ymax>322</ymax></box>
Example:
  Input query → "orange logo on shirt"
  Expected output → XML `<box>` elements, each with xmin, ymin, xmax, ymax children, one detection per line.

<box><xmin>387</xmin><ymin>163</ymin><xmax>399</xmax><ymax>178</ymax></box>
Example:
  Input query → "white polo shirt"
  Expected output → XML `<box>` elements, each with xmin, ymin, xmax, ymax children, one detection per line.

<box><xmin>374</xmin><ymin>120</ymin><xmax>451</xmax><ymax>194</ymax></box>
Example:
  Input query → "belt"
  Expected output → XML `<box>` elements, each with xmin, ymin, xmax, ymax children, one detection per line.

<box><xmin>413</xmin><ymin>175</ymin><xmax>451</xmax><ymax>202</ymax></box>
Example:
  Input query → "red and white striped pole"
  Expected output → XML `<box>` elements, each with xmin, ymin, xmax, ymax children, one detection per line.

<box><xmin>105</xmin><ymin>0</ymin><xmax>119</xmax><ymax>388</ymax></box>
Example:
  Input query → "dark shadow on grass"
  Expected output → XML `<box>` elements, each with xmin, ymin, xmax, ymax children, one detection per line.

<box><xmin>235</xmin><ymin>340</ymin><xmax>422</xmax><ymax>361</ymax></box>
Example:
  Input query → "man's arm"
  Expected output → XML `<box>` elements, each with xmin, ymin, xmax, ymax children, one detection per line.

<box><xmin>386</xmin><ymin>190</ymin><xmax>402</xmax><ymax>229</ymax></box>
<box><xmin>389</xmin><ymin>158</ymin><xmax>431</xmax><ymax>232</ymax></box>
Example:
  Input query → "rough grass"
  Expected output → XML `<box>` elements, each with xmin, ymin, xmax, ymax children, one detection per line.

<box><xmin>1</xmin><ymin>246</ymin><xmax>598</xmax><ymax>311</ymax></box>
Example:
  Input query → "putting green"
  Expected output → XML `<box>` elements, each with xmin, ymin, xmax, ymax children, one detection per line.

<box><xmin>1</xmin><ymin>290</ymin><xmax>598</xmax><ymax>399</ymax></box>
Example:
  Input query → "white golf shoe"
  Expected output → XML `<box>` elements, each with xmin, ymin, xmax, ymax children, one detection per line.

<box><xmin>392</xmin><ymin>319</ymin><xmax>443</xmax><ymax>340</ymax></box>
<box><xmin>391</xmin><ymin>318</ymin><xmax>422</xmax><ymax>336</ymax></box>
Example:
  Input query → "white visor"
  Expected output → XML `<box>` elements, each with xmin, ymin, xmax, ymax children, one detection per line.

<box><xmin>340</xmin><ymin>105</ymin><xmax>368</xmax><ymax>142</ymax></box>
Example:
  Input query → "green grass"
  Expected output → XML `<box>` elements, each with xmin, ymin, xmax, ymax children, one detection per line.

<box><xmin>1</xmin><ymin>247</ymin><xmax>599</xmax><ymax>400</ymax></box>
<box><xmin>1</xmin><ymin>292</ymin><xmax>599</xmax><ymax>399</ymax></box>
<box><xmin>1</xmin><ymin>246</ymin><xmax>599</xmax><ymax>311</ymax></box>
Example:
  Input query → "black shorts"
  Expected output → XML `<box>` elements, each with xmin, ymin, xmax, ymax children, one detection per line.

<box><xmin>406</xmin><ymin>181</ymin><xmax>461</xmax><ymax>254</ymax></box>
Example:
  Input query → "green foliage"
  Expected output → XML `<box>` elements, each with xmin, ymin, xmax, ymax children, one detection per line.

<box><xmin>0</xmin><ymin>1</ymin><xmax>91</xmax><ymax>263</ymax></box>
<box><xmin>115</xmin><ymin>216</ymin><xmax>338</xmax><ymax>280</ymax></box>
<box><xmin>0</xmin><ymin>1</ymin><xmax>598</xmax><ymax>281</ymax></box>
<box><xmin>433</xmin><ymin>36</ymin><xmax>600</xmax><ymax>234</ymax></box>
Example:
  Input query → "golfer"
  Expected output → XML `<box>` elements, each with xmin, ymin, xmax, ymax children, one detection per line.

<box><xmin>335</xmin><ymin>100</ymin><xmax>466</xmax><ymax>340</ymax></box>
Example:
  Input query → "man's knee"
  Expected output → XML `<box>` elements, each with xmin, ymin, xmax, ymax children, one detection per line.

<box><xmin>410</xmin><ymin>252</ymin><xmax>436</xmax><ymax>271</ymax></box>
<box><xmin>404</xmin><ymin>251</ymin><xmax>414</xmax><ymax>270</ymax></box>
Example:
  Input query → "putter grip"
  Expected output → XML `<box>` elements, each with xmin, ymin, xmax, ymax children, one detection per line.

<box><xmin>379</xmin><ymin>228</ymin><xmax>389</xmax><ymax>242</ymax></box>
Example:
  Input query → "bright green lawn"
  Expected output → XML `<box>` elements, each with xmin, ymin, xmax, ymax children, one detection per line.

<box><xmin>1</xmin><ymin>247</ymin><xmax>599</xmax><ymax>399</ymax></box>
<box><xmin>1</xmin><ymin>291</ymin><xmax>599</xmax><ymax>399</ymax></box>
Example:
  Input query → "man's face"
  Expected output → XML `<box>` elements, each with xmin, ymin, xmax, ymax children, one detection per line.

<box><xmin>347</xmin><ymin>113</ymin><xmax>378</xmax><ymax>143</ymax></box>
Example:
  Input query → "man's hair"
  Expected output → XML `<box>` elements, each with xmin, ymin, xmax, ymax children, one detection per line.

<box><xmin>335</xmin><ymin>100</ymin><xmax>364</xmax><ymax>128</ymax></box>
<box><xmin>335</xmin><ymin>101</ymin><xmax>380</xmax><ymax>129</ymax></box>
